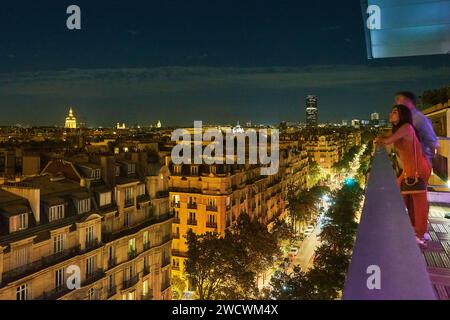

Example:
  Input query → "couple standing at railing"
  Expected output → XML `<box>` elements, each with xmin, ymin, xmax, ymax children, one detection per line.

<box><xmin>375</xmin><ymin>92</ymin><xmax>439</xmax><ymax>247</ymax></box>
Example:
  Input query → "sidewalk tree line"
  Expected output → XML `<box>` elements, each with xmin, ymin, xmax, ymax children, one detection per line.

<box><xmin>269</xmin><ymin>181</ymin><xmax>363</xmax><ymax>300</ymax></box>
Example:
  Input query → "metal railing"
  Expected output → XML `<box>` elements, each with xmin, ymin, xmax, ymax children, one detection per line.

<box><xmin>187</xmin><ymin>219</ymin><xmax>197</xmax><ymax>226</ymax></box>
<box><xmin>122</xmin><ymin>274</ymin><xmax>139</xmax><ymax>289</ymax></box>
<box><xmin>343</xmin><ymin>147</ymin><xmax>436</xmax><ymax>300</ymax></box>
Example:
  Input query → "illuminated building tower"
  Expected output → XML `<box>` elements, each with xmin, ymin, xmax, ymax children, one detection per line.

<box><xmin>65</xmin><ymin>108</ymin><xmax>77</xmax><ymax>129</ymax></box>
<box><xmin>305</xmin><ymin>95</ymin><xmax>318</xmax><ymax>127</ymax></box>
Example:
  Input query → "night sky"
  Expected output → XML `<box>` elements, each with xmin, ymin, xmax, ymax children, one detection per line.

<box><xmin>0</xmin><ymin>0</ymin><xmax>448</xmax><ymax>127</ymax></box>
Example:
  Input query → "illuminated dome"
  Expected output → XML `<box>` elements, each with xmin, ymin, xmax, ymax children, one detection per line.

<box><xmin>65</xmin><ymin>107</ymin><xmax>77</xmax><ymax>129</ymax></box>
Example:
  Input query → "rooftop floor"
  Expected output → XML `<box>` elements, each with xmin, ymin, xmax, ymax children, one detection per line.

<box><xmin>424</xmin><ymin>198</ymin><xmax>450</xmax><ymax>300</ymax></box>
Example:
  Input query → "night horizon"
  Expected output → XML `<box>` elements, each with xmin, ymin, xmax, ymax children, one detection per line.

<box><xmin>0</xmin><ymin>0</ymin><xmax>448</xmax><ymax>127</ymax></box>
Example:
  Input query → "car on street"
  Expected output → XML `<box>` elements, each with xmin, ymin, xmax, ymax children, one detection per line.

<box><xmin>302</xmin><ymin>225</ymin><xmax>315</xmax><ymax>236</ymax></box>
<box><xmin>289</xmin><ymin>247</ymin><xmax>299</xmax><ymax>256</ymax></box>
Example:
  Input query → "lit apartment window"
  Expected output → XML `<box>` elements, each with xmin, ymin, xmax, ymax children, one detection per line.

<box><xmin>77</xmin><ymin>198</ymin><xmax>91</xmax><ymax>214</ymax></box>
<box><xmin>172</xmin><ymin>195</ymin><xmax>180</xmax><ymax>206</ymax></box>
<box><xmin>128</xmin><ymin>163</ymin><xmax>136</xmax><ymax>175</ymax></box>
<box><xmin>174</xmin><ymin>165</ymin><xmax>181</xmax><ymax>175</ymax></box>
<box><xmin>53</xmin><ymin>233</ymin><xmax>66</xmax><ymax>254</ymax></box>
<box><xmin>86</xmin><ymin>255</ymin><xmax>96</xmax><ymax>278</ymax></box>
<box><xmin>49</xmin><ymin>204</ymin><xmax>64</xmax><ymax>222</ymax></box>
<box><xmin>85</xmin><ymin>225</ymin><xmax>95</xmax><ymax>246</ymax></box>
<box><xmin>128</xmin><ymin>291</ymin><xmax>136</xmax><ymax>300</ymax></box>
<box><xmin>99</xmin><ymin>192</ymin><xmax>112</xmax><ymax>207</ymax></box>
<box><xmin>115</xmin><ymin>165</ymin><xmax>120</xmax><ymax>177</ymax></box>
<box><xmin>91</xmin><ymin>169</ymin><xmax>101</xmax><ymax>180</ymax></box>
<box><xmin>13</xmin><ymin>246</ymin><xmax>30</xmax><ymax>268</ymax></box>
<box><xmin>208</xmin><ymin>214</ymin><xmax>216</xmax><ymax>225</ymax></box>
<box><xmin>9</xmin><ymin>213</ymin><xmax>28</xmax><ymax>233</ymax></box>
<box><xmin>190</xmin><ymin>166</ymin><xmax>198</xmax><ymax>175</ymax></box>
<box><xmin>125</xmin><ymin>187</ymin><xmax>133</xmax><ymax>203</ymax></box>
<box><xmin>16</xmin><ymin>284</ymin><xmax>30</xmax><ymax>300</ymax></box>
<box><xmin>143</xmin><ymin>280</ymin><xmax>149</xmax><ymax>296</ymax></box>
<box><xmin>128</xmin><ymin>238</ymin><xmax>136</xmax><ymax>254</ymax></box>
<box><xmin>87</xmin><ymin>287</ymin><xmax>96</xmax><ymax>300</ymax></box>
<box><xmin>137</xmin><ymin>184</ymin><xmax>146</xmax><ymax>197</ymax></box>
<box><xmin>55</xmin><ymin>267</ymin><xmax>65</xmax><ymax>289</ymax></box>
<box><xmin>207</xmin><ymin>198</ymin><xmax>217</xmax><ymax>207</ymax></box>
<box><xmin>143</xmin><ymin>231</ymin><xmax>149</xmax><ymax>248</ymax></box>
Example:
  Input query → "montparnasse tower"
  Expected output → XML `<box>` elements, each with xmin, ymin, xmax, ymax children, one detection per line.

<box><xmin>65</xmin><ymin>107</ymin><xmax>77</xmax><ymax>129</ymax></box>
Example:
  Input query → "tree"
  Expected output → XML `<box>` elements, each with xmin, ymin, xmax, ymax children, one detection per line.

<box><xmin>270</xmin><ymin>181</ymin><xmax>364</xmax><ymax>300</ymax></box>
<box><xmin>231</xmin><ymin>213</ymin><xmax>280</xmax><ymax>277</ymax></box>
<box><xmin>269</xmin><ymin>266</ymin><xmax>315</xmax><ymax>300</ymax></box>
<box><xmin>184</xmin><ymin>231</ymin><xmax>229</xmax><ymax>300</ymax></box>
<box><xmin>185</xmin><ymin>213</ymin><xmax>280</xmax><ymax>300</ymax></box>
<box><xmin>307</xmin><ymin>161</ymin><xmax>321</xmax><ymax>186</ymax></box>
<box><xmin>171</xmin><ymin>275</ymin><xmax>187</xmax><ymax>300</ymax></box>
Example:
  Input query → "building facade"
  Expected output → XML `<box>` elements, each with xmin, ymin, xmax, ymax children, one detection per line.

<box><xmin>0</xmin><ymin>149</ymin><xmax>173</xmax><ymax>300</ymax></box>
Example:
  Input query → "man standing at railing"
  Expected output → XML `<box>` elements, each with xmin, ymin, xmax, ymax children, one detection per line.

<box><xmin>395</xmin><ymin>91</ymin><xmax>439</xmax><ymax>166</ymax></box>
<box><xmin>395</xmin><ymin>91</ymin><xmax>439</xmax><ymax>242</ymax></box>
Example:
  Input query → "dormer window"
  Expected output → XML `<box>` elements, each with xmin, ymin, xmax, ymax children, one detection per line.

<box><xmin>91</xmin><ymin>169</ymin><xmax>101</xmax><ymax>180</ymax></box>
<box><xmin>49</xmin><ymin>204</ymin><xmax>65</xmax><ymax>222</ymax></box>
<box><xmin>77</xmin><ymin>198</ymin><xmax>91</xmax><ymax>214</ymax></box>
<box><xmin>10</xmin><ymin>213</ymin><xmax>28</xmax><ymax>233</ymax></box>
<box><xmin>128</xmin><ymin>163</ymin><xmax>136</xmax><ymax>175</ymax></box>
<box><xmin>99</xmin><ymin>192</ymin><xmax>112</xmax><ymax>207</ymax></box>
<box><xmin>137</xmin><ymin>184</ymin><xmax>146</xmax><ymax>197</ymax></box>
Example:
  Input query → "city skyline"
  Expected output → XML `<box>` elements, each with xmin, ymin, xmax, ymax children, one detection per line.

<box><xmin>0</xmin><ymin>1</ymin><xmax>448</xmax><ymax>126</ymax></box>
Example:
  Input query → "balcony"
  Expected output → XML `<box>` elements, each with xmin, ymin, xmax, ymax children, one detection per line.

<box><xmin>206</xmin><ymin>205</ymin><xmax>218</xmax><ymax>212</ymax></box>
<box><xmin>106</xmin><ymin>286</ymin><xmax>117</xmax><ymax>298</ymax></box>
<box><xmin>162</xmin><ymin>257</ymin><xmax>171</xmax><ymax>268</ymax></box>
<box><xmin>143</xmin><ymin>242</ymin><xmax>151</xmax><ymax>251</ymax></box>
<box><xmin>122</xmin><ymin>274</ymin><xmax>139</xmax><ymax>290</ymax></box>
<box><xmin>124</xmin><ymin>198</ymin><xmax>135</xmax><ymax>208</ymax></box>
<box><xmin>107</xmin><ymin>257</ymin><xmax>117</xmax><ymax>269</ymax></box>
<box><xmin>162</xmin><ymin>234</ymin><xmax>172</xmax><ymax>244</ymax></box>
<box><xmin>141</xmin><ymin>293</ymin><xmax>153</xmax><ymax>300</ymax></box>
<box><xmin>187</xmin><ymin>219</ymin><xmax>197</xmax><ymax>226</ymax></box>
<box><xmin>206</xmin><ymin>222</ymin><xmax>217</xmax><ymax>229</ymax></box>
<box><xmin>1</xmin><ymin>246</ymin><xmax>81</xmax><ymax>286</ymax></box>
<box><xmin>173</xmin><ymin>233</ymin><xmax>180</xmax><ymax>239</ymax></box>
<box><xmin>83</xmin><ymin>269</ymin><xmax>105</xmax><ymax>287</ymax></box>
<box><xmin>102</xmin><ymin>212</ymin><xmax>172</xmax><ymax>243</ymax></box>
<box><xmin>84</xmin><ymin>239</ymin><xmax>101</xmax><ymax>252</ymax></box>
<box><xmin>173</xmin><ymin>217</ymin><xmax>180</xmax><ymax>224</ymax></box>
<box><xmin>187</xmin><ymin>202</ymin><xmax>197</xmax><ymax>209</ymax></box>
<box><xmin>36</xmin><ymin>285</ymin><xmax>72</xmax><ymax>300</ymax></box>
<box><xmin>156</xmin><ymin>190</ymin><xmax>169</xmax><ymax>199</ymax></box>
<box><xmin>143</xmin><ymin>266</ymin><xmax>151</xmax><ymax>276</ymax></box>
<box><xmin>128</xmin><ymin>249</ymin><xmax>137</xmax><ymax>260</ymax></box>
<box><xmin>343</xmin><ymin>147</ymin><xmax>436</xmax><ymax>300</ymax></box>
<box><xmin>171</xmin><ymin>201</ymin><xmax>181</xmax><ymax>208</ymax></box>
<box><xmin>172</xmin><ymin>249</ymin><xmax>188</xmax><ymax>258</ymax></box>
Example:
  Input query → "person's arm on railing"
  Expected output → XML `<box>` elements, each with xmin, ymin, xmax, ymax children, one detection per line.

<box><xmin>375</xmin><ymin>123</ymin><xmax>412</xmax><ymax>146</ymax></box>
